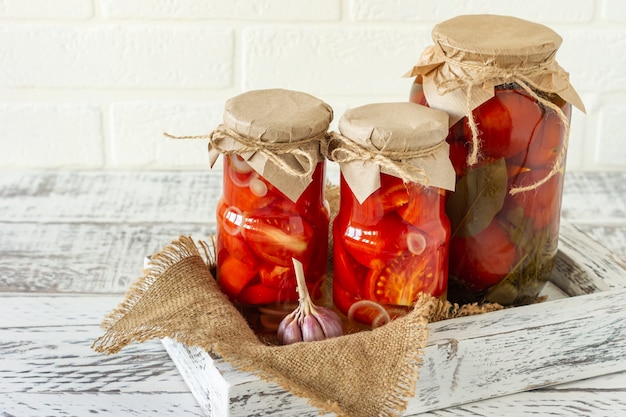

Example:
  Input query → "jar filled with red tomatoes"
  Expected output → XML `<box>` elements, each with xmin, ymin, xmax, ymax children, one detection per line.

<box><xmin>209</xmin><ymin>89</ymin><xmax>333</xmax><ymax>332</ymax></box>
<box><xmin>328</xmin><ymin>102</ymin><xmax>456</xmax><ymax>329</ymax></box>
<box><xmin>406</xmin><ymin>15</ymin><xmax>586</xmax><ymax>305</ymax></box>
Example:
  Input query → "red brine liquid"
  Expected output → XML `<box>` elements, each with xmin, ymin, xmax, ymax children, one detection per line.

<box><xmin>333</xmin><ymin>173</ymin><xmax>450</xmax><ymax>328</ymax></box>
<box><xmin>411</xmin><ymin>82</ymin><xmax>572</xmax><ymax>305</ymax></box>
<box><xmin>216</xmin><ymin>155</ymin><xmax>329</xmax><ymax>331</ymax></box>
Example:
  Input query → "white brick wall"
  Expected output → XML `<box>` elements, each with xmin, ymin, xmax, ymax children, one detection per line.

<box><xmin>0</xmin><ymin>0</ymin><xmax>624</xmax><ymax>171</ymax></box>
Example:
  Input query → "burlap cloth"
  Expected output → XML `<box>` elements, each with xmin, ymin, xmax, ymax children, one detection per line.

<box><xmin>92</xmin><ymin>187</ymin><xmax>502</xmax><ymax>417</ymax></box>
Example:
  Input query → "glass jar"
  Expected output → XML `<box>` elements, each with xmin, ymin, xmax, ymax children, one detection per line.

<box><xmin>407</xmin><ymin>15</ymin><xmax>585</xmax><ymax>305</ymax></box>
<box><xmin>210</xmin><ymin>89</ymin><xmax>333</xmax><ymax>333</ymax></box>
<box><xmin>329</xmin><ymin>102</ymin><xmax>456</xmax><ymax>329</ymax></box>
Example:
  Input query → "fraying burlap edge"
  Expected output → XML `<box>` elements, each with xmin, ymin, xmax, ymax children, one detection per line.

<box><xmin>92</xmin><ymin>236</ymin><xmax>220</xmax><ymax>354</ymax></box>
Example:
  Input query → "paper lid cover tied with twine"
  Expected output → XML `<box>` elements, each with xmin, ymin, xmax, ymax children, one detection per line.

<box><xmin>329</xmin><ymin>102</ymin><xmax>456</xmax><ymax>203</ymax></box>
<box><xmin>209</xmin><ymin>88</ymin><xmax>333</xmax><ymax>202</ymax></box>
<box><xmin>406</xmin><ymin>14</ymin><xmax>586</xmax><ymax>125</ymax></box>
<box><xmin>404</xmin><ymin>14</ymin><xmax>586</xmax><ymax>194</ymax></box>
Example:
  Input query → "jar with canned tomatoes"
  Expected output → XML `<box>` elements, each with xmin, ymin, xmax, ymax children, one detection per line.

<box><xmin>209</xmin><ymin>89</ymin><xmax>333</xmax><ymax>333</ymax></box>
<box><xmin>328</xmin><ymin>102</ymin><xmax>456</xmax><ymax>329</ymax></box>
<box><xmin>406</xmin><ymin>15</ymin><xmax>586</xmax><ymax>305</ymax></box>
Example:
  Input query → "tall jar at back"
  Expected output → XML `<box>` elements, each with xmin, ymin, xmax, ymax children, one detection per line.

<box><xmin>407</xmin><ymin>15</ymin><xmax>586</xmax><ymax>305</ymax></box>
<box><xmin>210</xmin><ymin>89</ymin><xmax>333</xmax><ymax>334</ymax></box>
<box><xmin>329</xmin><ymin>102</ymin><xmax>456</xmax><ymax>330</ymax></box>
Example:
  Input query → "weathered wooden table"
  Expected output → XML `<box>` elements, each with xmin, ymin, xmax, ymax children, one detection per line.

<box><xmin>1</xmin><ymin>170</ymin><xmax>625</xmax><ymax>416</ymax></box>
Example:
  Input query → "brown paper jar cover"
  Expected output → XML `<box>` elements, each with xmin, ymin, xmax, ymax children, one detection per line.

<box><xmin>406</xmin><ymin>14</ymin><xmax>585</xmax><ymax>125</ymax></box>
<box><xmin>208</xmin><ymin>88</ymin><xmax>333</xmax><ymax>202</ymax></box>
<box><xmin>333</xmin><ymin>102</ymin><xmax>455</xmax><ymax>203</ymax></box>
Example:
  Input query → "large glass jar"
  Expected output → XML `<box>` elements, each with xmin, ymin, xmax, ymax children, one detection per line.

<box><xmin>210</xmin><ymin>89</ymin><xmax>333</xmax><ymax>333</ymax></box>
<box><xmin>329</xmin><ymin>102</ymin><xmax>456</xmax><ymax>329</ymax></box>
<box><xmin>406</xmin><ymin>15</ymin><xmax>585</xmax><ymax>305</ymax></box>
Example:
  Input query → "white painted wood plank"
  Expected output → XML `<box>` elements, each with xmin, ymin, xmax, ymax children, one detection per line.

<box><xmin>161</xmin><ymin>339</ymin><xmax>328</xmax><ymax>417</ymax></box>
<box><xmin>0</xmin><ymin>392</ymin><xmax>205</xmax><ymax>416</ymax></box>
<box><xmin>0</xmin><ymin>295</ymin><xmax>191</xmax><ymax>395</ymax></box>
<box><xmin>6</xmin><ymin>388</ymin><xmax>621</xmax><ymax>417</ymax></box>
<box><xmin>0</xmin><ymin>329</ymin><xmax>187</xmax><ymax>394</ymax></box>
<box><xmin>0</xmin><ymin>294</ymin><xmax>124</xmax><ymax>327</ymax></box>
<box><xmin>0</xmin><ymin>222</ymin><xmax>214</xmax><ymax>293</ymax></box>
<box><xmin>0</xmin><ymin>225</ymin><xmax>623</xmax><ymax>298</ymax></box>
<box><xmin>561</xmin><ymin>171</ymin><xmax>626</xmax><ymax>224</ymax></box>
<box><xmin>538</xmin><ymin>281</ymin><xmax>569</xmax><ymax>300</ymax></box>
<box><xmin>407</xmin><ymin>288</ymin><xmax>626</xmax><ymax>414</ymax></box>
<box><xmin>545</xmin><ymin>369</ymin><xmax>626</xmax><ymax>391</ymax></box>
<box><xmin>417</xmin><ymin>389</ymin><xmax>626</xmax><ymax>417</ymax></box>
<box><xmin>0</xmin><ymin>170</ymin><xmax>220</xmax><ymax>223</ymax></box>
<box><xmin>569</xmin><ymin>224</ymin><xmax>626</xmax><ymax>263</ymax></box>
<box><xmin>554</xmin><ymin>222</ymin><xmax>626</xmax><ymax>292</ymax></box>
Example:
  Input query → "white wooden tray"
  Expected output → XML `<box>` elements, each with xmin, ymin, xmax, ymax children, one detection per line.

<box><xmin>162</xmin><ymin>221</ymin><xmax>626</xmax><ymax>416</ymax></box>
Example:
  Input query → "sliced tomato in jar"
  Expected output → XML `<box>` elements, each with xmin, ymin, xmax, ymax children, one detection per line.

<box><xmin>341</xmin><ymin>214</ymin><xmax>412</xmax><ymax>270</ymax></box>
<box><xmin>465</xmin><ymin>88</ymin><xmax>543</xmax><ymax>160</ymax></box>
<box><xmin>347</xmin><ymin>174</ymin><xmax>411</xmax><ymax>226</ymax></box>
<box><xmin>366</xmin><ymin>250</ymin><xmax>442</xmax><ymax>306</ymax></box>
<box><xmin>449</xmin><ymin>219</ymin><xmax>518</xmax><ymax>290</ymax></box>
<box><xmin>217</xmin><ymin>255</ymin><xmax>260</xmax><ymax>299</ymax></box>
<box><xmin>396</xmin><ymin>185</ymin><xmax>444</xmax><ymax>227</ymax></box>
<box><xmin>259</xmin><ymin>264</ymin><xmax>296</xmax><ymax>289</ymax></box>
<box><xmin>236</xmin><ymin>283</ymin><xmax>281</xmax><ymax>305</ymax></box>
<box><xmin>374</xmin><ymin>175</ymin><xmax>412</xmax><ymax>212</ymax></box>
<box><xmin>241</xmin><ymin>209</ymin><xmax>314</xmax><ymax>267</ymax></box>
<box><xmin>342</xmin><ymin>213</ymin><xmax>438</xmax><ymax>271</ymax></box>
<box><xmin>223</xmin><ymin>177</ymin><xmax>277</xmax><ymax>213</ymax></box>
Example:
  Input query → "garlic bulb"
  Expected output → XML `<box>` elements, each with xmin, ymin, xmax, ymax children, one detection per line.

<box><xmin>277</xmin><ymin>259</ymin><xmax>344</xmax><ymax>344</ymax></box>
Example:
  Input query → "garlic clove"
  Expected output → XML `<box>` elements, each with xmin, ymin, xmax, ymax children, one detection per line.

<box><xmin>278</xmin><ymin>315</ymin><xmax>303</xmax><ymax>345</ymax></box>
<box><xmin>315</xmin><ymin>307</ymin><xmax>344</xmax><ymax>339</ymax></box>
<box><xmin>301</xmin><ymin>315</ymin><xmax>326</xmax><ymax>342</ymax></box>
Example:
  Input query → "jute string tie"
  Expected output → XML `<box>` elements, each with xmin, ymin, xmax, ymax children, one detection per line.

<box><xmin>327</xmin><ymin>131</ymin><xmax>446</xmax><ymax>186</ymax></box>
<box><xmin>436</xmin><ymin>55</ymin><xmax>571</xmax><ymax>195</ymax></box>
<box><xmin>165</xmin><ymin>124</ymin><xmax>327</xmax><ymax>178</ymax></box>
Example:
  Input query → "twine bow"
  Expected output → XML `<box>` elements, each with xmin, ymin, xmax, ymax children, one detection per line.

<box><xmin>434</xmin><ymin>55</ymin><xmax>571</xmax><ymax>194</ymax></box>
<box><xmin>326</xmin><ymin>131</ymin><xmax>446</xmax><ymax>186</ymax></box>
<box><xmin>165</xmin><ymin>124</ymin><xmax>326</xmax><ymax>179</ymax></box>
